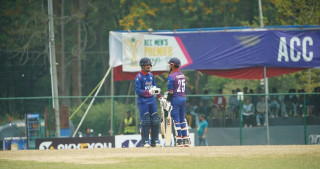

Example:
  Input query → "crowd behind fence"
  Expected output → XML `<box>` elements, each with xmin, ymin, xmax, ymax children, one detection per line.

<box><xmin>186</xmin><ymin>92</ymin><xmax>320</xmax><ymax>129</ymax></box>
<box><xmin>0</xmin><ymin>92</ymin><xmax>320</xmax><ymax>145</ymax></box>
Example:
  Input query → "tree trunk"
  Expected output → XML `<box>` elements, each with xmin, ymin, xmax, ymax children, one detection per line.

<box><xmin>60</xmin><ymin>0</ymin><xmax>70</xmax><ymax>106</ymax></box>
<box><xmin>71</xmin><ymin>0</ymin><xmax>82</xmax><ymax>106</ymax></box>
<box><xmin>77</xmin><ymin>2</ymin><xmax>82</xmax><ymax>98</ymax></box>
<box><xmin>53</xmin><ymin>0</ymin><xmax>69</xmax><ymax>107</ymax></box>
<box><xmin>97</xmin><ymin>1</ymin><xmax>109</xmax><ymax>95</ymax></box>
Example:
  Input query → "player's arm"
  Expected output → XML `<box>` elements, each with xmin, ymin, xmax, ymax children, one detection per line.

<box><xmin>166</xmin><ymin>76</ymin><xmax>174</xmax><ymax>102</ymax></box>
<box><xmin>151</xmin><ymin>74</ymin><xmax>162</xmax><ymax>98</ymax></box>
<box><xmin>161</xmin><ymin>76</ymin><xmax>174</xmax><ymax>111</ymax></box>
<box><xmin>135</xmin><ymin>76</ymin><xmax>151</xmax><ymax>97</ymax></box>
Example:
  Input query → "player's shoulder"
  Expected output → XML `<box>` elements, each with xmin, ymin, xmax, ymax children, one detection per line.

<box><xmin>167</xmin><ymin>75</ymin><xmax>174</xmax><ymax>80</ymax></box>
<box><xmin>178</xmin><ymin>71</ymin><xmax>185</xmax><ymax>76</ymax></box>
<box><xmin>171</xmin><ymin>71</ymin><xmax>185</xmax><ymax>78</ymax></box>
<box><xmin>135</xmin><ymin>72</ymin><xmax>142</xmax><ymax>80</ymax></box>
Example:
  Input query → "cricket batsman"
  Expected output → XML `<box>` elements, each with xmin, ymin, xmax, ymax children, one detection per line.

<box><xmin>161</xmin><ymin>57</ymin><xmax>191</xmax><ymax>147</ymax></box>
<box><xmin>135</xmin><ymin>57</ymin><xmax>162</xmax><ymax>148</ymax></box>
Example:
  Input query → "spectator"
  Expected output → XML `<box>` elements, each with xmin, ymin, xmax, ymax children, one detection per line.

<box><xmin>309</xmin><ymin>86</ymin><xmax>320</xmax><ymax>116</ymax></box>
<box><xmin>124</xmin><ymin>111</ymin><xmax>136</xmax><ymax>135</ymax></box>
<box><xmin>234</xmin><ymin>88</ymin><xmax>242</xmax><ymax>118</ymax></box>
<box><xmin>108</xmin><ymin>129</ymin><xmax>114</xmax><ymax>136</ymax></box>
<box><xmin>189</xmin><ymin>89</ymin><xmax>199</xmax><ymax>106</ymax></box>
<box><xmin>284</xmin><ymin>89</ymin><xmax>298</xmax><ymax>117</ymax></box>
<box><xmin>249</xmin><ymin>89</ymin><xmax>258</xmax><ymax>108</ymax></box>
<box><xmin>305</xmin><ymin>94</ymin><xmax>314</xmax><ymax>116</ymax></box>
<box><xmin>197</xmin><ymin>114</ymin><xmax>208</xmax><ymax>146</ymax></box>
<box><xmin>195</xmin><ymin>101</ymin><xmax>209</xmax><ymax>121</ymax></box>
<box><xmin>253</xmin><ymin>87</ymin><xmax>263</xmax><ymax>107</ymax></box>
<box><xmin>243</xmin><ymin>87</ymin><xmax>248</xmax><ymax>95</ymax></box>
<box><xmin>85</xmin><ymin>128</ymin><xmax>94</xmax><ymax>137</ymax></box>
<box><xmin>201</xmin><ymin>90</ymin><xmax>211</xmax><ymax>105</ymax></box>
<box><xmin>227</xmin><ymin>89</ymin><xmax>239</xmax><ymax>118</ymax></box>
<box><xmin>185</xmin><ymin>101</ymin><xmax>193</xmax><ymax>127</ymax></box>
<box><xmin>213</xmin><ymin>89</ymin><xmax>226</xmax><ymax>119</ymax></box>
<box><xmin>297</xmin><ymin>89</ymin><xmax>306</xmax><ymax>117</ymax></box>
<box><xmin>314</xmin><ymin>87</ymin><xmax>320</xmax><ymax>116</ymax></box>
<box><xmin>269</xmin><ymin>87</ymin><xmax>281</xmax><ymax>118</ymax></box>
<box><xmin>185</xmin><ymin>101</ymin><xmax>198</xmax><ymax>128</ymax></box>
<box><xmin>242</xmin><ymin>97</ymin><xmax>255</xmax><ymax>128</ymax></box>
<box><xmin>201</xmin><ymin>90</ymin><xmax>213</xmax><ymax>115</ymax></box>
<box><xmin>256</xmin><ymin>96</ymin><xmax>266</xmax><ymax>127</ymax></box>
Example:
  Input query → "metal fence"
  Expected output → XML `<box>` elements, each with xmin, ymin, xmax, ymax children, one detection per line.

<box><xmin>1</xmin><ymin>92</ymin><xmax>319</xmax><ymax>146</ymax></box>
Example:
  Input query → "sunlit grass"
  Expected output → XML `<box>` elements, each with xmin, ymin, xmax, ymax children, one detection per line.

<box><xmin>1</xmin><ymin>152</ymin><xmax>319</xmax><ymax>169</ymax></box>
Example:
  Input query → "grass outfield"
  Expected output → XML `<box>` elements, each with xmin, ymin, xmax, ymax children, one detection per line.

<box><xmin>0</xmin><ymin>145</ymin><xmax>320</xmax><ymax>169</ymax></box>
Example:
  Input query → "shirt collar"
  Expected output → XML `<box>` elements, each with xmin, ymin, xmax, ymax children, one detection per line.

<box><xmin>140</xmin><ymin>70</ymin><xmax>148</xmax><ymax>75</ymax></box>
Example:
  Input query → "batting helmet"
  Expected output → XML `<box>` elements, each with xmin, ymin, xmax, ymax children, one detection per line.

<box><xmin>168</xmin><ymin>57</ymin><xmax>181</xmax><ymax>67</ymax></box>
<box><xmin>139</xmin><ymin>57</ymin><xmax>152</xmax><ymax>66</ymax></box>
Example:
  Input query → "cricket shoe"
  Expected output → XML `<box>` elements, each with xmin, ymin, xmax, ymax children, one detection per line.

<box><xmin>183</xmin><ymin>139</ymin><xmax>191</xmax><ymax>147</ymax></box>
<box><xmin>176</xmin><ymin>140</ymin><xmax>183</xmax><ymax>147</ymax></box>
<box><xmin>142</xmin><ymin>143</ymin><xmax>151</xmax><ymax>148</ymax></box>
<box><xmin>151</xmin><ymin>143</ymin><xmax>162</xmax><ymax>147</ymax></box>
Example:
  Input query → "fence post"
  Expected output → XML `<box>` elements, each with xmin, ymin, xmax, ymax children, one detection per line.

<box><xmin>112</xmin><ymin>96</ymin><xmax>115</xmax><ymax>135</ymax></box>
<box><xmin>303</xmin><ymin>93</ymin><xmax>307</xmax><ymax>145</ymax></box>
<box><xmin>239</xmin><ymin>99</ymin><xmax>243</xmax><ymax>145</ymax></box>
<box><xmin>48</xmin><ymin>97</ymin><xmax>52</xmax><ymax>138</ymax></box>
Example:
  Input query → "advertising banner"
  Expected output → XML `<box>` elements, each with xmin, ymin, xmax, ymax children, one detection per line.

<box><xmin>115</xmin><ymin>133</ymin><xmax>195</xmax><ymax>148</ymax></box>
<box><xmin>3</xmin><ymin>137</ymin><xmax>27</xmax><ymax>150</ymax></box>
<box><xmin>110</xmin><ymin>30</ymin><xmax>320</xmax><ymax>71</ymax></box>
<box><xmin>36</xmin><ymin>136</ymin><xmax>115</xmax><ymax>150</ymax></box>
<box><xmin>122</xmin><ymin>33</ymin><xmax>192</xmax><ymax>72</ymax></box>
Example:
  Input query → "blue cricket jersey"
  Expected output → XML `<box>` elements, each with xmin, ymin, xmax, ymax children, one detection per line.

<box><xmin>167</xmin><ymin>70</ymin><xmax>186</xmax><ymax>97</ymax></box>
<box><xmin>135</xmin><ymin>71</ymin><xmax>158</xmax><ymax>104</ymax></box>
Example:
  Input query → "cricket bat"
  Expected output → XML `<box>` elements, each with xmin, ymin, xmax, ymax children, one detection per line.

<box><xmin>160</xmin><ymin>105</ymin><xmax>165</xmax><ymax>139</ymax></box>
<box><xmin>165</xmin><ymin>108</ymin><xmax>172</xmax><ymax>147</ymax></box>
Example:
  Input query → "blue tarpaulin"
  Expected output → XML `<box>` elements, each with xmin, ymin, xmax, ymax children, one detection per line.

<box><xmin>109</xmin><ymin>25</ymin><xmax>320</xmax><ymax>81</ymax></box>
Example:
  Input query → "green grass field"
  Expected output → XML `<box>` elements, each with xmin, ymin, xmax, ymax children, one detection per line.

<box><xmin>1</xmin><ymin>145</ymin><xmax>320</xmax><ymax>169</ymax></box>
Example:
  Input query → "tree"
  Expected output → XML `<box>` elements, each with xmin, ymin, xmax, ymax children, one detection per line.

<box><xmin>268</xmin><ymin>0</ymin><xmax>320</xmax><ymax>93</ymax></box>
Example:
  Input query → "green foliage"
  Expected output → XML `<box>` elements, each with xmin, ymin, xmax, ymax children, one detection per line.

<box><xmin>70</xmin><ymin>97</ymin><xmax>137</xmax><ymax>136</ymax></box>
<box><xmin>1</xmin><ymin>0</ymin><xmax>320</xmax><ymax>120</ymax></box>
<box><xmin>271</xmin><ymin>0</ymin><xmax>320</xmax><ymax>25</ymax></box>
<box><xmin>0</xmin><ymin>114</ymin><xmax>11</xmax><ymax>126</ymax></box>
<box><xmin>223</xmin><ymin>79</ymin><xmax>260</xmax><ymax>94</ymax></box>
<box><xmin>204</xmin><ymin>76</ymin><xmax>232</xmax><ymax>94</ymax></box>
<box><xmin>267</xmin><ymin>0</ymin><xmax>320</xmax><ymax>93</ymax></box>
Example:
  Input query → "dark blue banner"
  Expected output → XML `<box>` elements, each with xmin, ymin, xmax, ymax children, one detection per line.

<box><xmin>165</xmin><ymin>30</ymin><xmax>320</xmax><ymax>70</ymax></box>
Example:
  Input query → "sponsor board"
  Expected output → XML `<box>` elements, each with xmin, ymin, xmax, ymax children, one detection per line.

<box><xmin>122</xmin><ymin>34</ymin><xmax>192</xmax><ymax>72</ymax></box>
<box><xmin>115</xmin><ymin>133</ymin><xmax>195</xmax><ymax>148</ymax></box>
<box><xmin>36</xmin><ymin>136</ymin><xmax>115</xmax><ymax>150</ymax></box>
<box><xmin>111</xmin><ymin>30</ymin><xmax>320</xmax><ymax>70</ymax></box>
<box><xmin>115</xmin><ymin>134</ymin><xmax>142</xmax><ymax>148</ymax></box>
<box><xmin>3</xmin><ymin>137</ymin><xmax>27</xmax><ymax>150</ymax></box>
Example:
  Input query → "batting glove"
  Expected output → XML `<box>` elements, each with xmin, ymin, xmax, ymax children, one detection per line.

<box><xmin>149</xmin><ymin>86</ymin><xmax>161</xmax><ymax>95</ymax></box>
<box><xmin>159</xmin><ymin>97</ymin><xmax>167</xmax><ymax>108</ymax></box>
<box><xmin>165</xmin><ymin>101</ymin><xmax>172</xmax><ymax>112</ymax></box>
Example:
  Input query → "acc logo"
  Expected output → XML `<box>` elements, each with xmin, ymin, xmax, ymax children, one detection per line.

<box><xmin>278</xmin><ymin>36</ymin><xmax>313</xmax><ymax>62</ymax></box>
<box><xmin>39</xmin><ymin>141</ymin><xmax>53</xmax><ymax>150</ymax></box>
<box><xmin>235</xmin><ymin>35</ymin><xmax>261</xmax><ymax>48</ymax></box>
